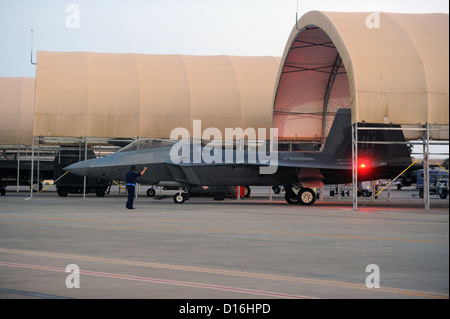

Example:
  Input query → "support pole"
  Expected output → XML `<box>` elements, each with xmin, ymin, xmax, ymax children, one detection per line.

<box><xmin>30</xmin><ymin>137</ymin><xmax>35</xmax><ymax>199</ymax></box>
<box><xmin>237</xmin><ymin>138</ymin><xmax>243</xmax><ymax>200</ymax></box>
<box><xmin>37</xmin><ymin>137</ymin><xmax>40</xmax><ymax>195</ymax></box>
<box><xmin>423</xmin><ymin>123</ymin><xmax>430</xmax><ymax>211</ymax></box>
<box><xmin>16</xmin><ymin>145</ymin><xmax>20</xmax><ymax>192</ymax></box>
<box><xmin>352</xmin><ymin>123</ymin><xmax>358</xmax><ymax>211</ymax></box>
<box><xmin>83</xmin><ymin>137</ymin><xmax>88</xmax><ymax>198</ymax></box>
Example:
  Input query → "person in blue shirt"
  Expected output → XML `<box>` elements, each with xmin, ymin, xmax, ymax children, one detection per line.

<box><xmin>125</xmin><ymin>165</ymin><xmax>148</xmax><ymax>209</ymax></box>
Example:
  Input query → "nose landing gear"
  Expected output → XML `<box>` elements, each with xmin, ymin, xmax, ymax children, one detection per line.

<box><xmin>173</xmin><ymin>187</ymin><xmax>190</xmax><ymax>204</ymax></box>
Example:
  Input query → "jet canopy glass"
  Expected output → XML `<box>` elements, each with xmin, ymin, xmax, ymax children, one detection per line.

<box><xmin>118</xmin><ymin>138</ymin><xmax>176</xmax><ymax>152</ymax></box>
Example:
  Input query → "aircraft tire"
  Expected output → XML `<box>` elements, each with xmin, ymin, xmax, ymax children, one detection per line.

<box><xmin>173</xmin><ymin>193</ymin><xmax>185</xmax><ymax>204</ymax></box>
<box><xmin>285</xmin><ymin>188</ymin><xmax>299</xmax><ymax>204</ymax></box>
<box><xmin>272</xmin><ymin>185</ymin><xmax>280</xmax><ymax>194</ymax></box>
<box><xmin>244</xmin><ymin>186</ymin><xmax>251</xmax><ymax>198</ymax></box>
<box><xmin>146</xmin><ymin>188</ymin><xmax>156</xmax><ymax>197</ymax></box>
<box><xmin>57</xmin><ymin>188</ymin><xmax>68</xmax><ymax>197</ymax></box>
<box><xmin>96</xmin><ymin>188</ymin><xmax>106</xmax><ymax>197</ymax></box>
<box><xmin>297</xmin><ymin>188</ymin><xmax>316</xmax><ymax>206</ymax></box>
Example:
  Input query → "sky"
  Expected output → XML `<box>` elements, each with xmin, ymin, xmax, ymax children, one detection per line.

<box><xmin>0</xmin><ymin>0</ymin><xmax>449</xmax><ymax>78</ymax></box>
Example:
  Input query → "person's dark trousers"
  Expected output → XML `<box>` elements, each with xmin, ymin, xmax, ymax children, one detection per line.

<box><xmin>126</xmin><ymin>185</ymin><xmax>135</xmax><ymax>209</ymax></box>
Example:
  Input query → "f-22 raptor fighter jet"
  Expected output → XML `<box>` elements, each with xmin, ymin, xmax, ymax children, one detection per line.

<box><xmin>65</xmin><ymin>109</ymin><xmax>413</xmax><ymax>205</ymax></box>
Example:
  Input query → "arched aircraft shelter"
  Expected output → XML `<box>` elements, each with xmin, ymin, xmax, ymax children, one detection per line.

<box><xmin>273</xmin><ymin>11</ymin><xmax>449</xmax><ymax>210</ymax></box>
<box><xmin>1</xmin><ymin>12</ymin><xmax>448</xmax><ymax>209</ymax></box>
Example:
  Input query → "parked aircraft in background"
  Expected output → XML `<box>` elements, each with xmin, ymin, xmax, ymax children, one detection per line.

<box><xmin>65</xmin><ymin>109</ymin><xmax>415</xmax><ymax>205</ymax></box>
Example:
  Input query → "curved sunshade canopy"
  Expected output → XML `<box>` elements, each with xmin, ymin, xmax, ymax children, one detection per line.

<box><xmin>0</xmin><ymin>77</ymin><xmax>35</xmax><ymax>145</ymax></box>
<box><xmin>273</xmin><ymin>11</ymin><xmax>449</xmax><ymax>141</ymax></box>
<box><xmin>33</xmin><ymin>52</ymin><xmax>280</xmax><ymax>140</ymax></box>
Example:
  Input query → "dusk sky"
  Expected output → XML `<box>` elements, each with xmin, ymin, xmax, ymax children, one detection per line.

<box><xmin>1</xmin><ymin>0</ymin><xmax>448</xmax><ymax>77</ymax></box>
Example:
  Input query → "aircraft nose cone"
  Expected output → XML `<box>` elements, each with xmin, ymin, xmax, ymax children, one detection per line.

<box><xmin>64</xmin><ymin>160</ymin><xmax>91</xmax><ymax>176</ymax></box>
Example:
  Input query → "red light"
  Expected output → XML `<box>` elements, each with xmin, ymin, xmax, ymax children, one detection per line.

<box><xmin>357</xmin><ymin>157</ymin><xmax>370</xmax><ymax>171</ymax></box>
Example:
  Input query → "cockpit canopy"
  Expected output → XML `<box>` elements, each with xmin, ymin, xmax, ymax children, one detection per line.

<box><xmin>118</xmin><ymin>138</ymin><xmax>176</xmax><ymax>152</ymax></box>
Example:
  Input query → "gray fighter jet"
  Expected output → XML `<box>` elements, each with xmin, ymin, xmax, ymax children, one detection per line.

<box><xmin>64</xmin><ymin>109</ymin><xmax>414</xmax><ymax>204</ymax></box>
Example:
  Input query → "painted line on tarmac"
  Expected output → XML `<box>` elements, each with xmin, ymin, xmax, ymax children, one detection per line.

<box><xmin>0</xmin><ymin>261</ymin><xmax>314</xmax><ymax>299</ymax></box>
<box><xmin>0</xmin><ymin>248</ymin><xmax>448</xmax><ymax>299</ymax></box>
<box><xmin>1</xmin><ymin>216</ymin><xmax>448</xmax><ymax>244</ymax></box>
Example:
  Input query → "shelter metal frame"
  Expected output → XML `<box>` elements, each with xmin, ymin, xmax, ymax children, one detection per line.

<box><xmin>8</xmin><ymin>129</ymin><xmax>448</xmax><ymax>211</ymax></box>
<box><xmin>352</xmin><ymin>124</ymin><xmax>449</xmax><ymax>211</ymax></box>
<box><xmin>28</xmin><ymin>136</ymin><xmax>135</xmax><ymax>199</ymax></box>
<box><xmin>0</xmin><ymin>143</ymin><xmax>36</xmax><ymax>193</ymax></box>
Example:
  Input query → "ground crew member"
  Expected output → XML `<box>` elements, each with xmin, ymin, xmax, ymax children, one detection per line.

<box><xmin>125</xmin><ymin>165</ymin><xmax>148</xmax><ymax>209</ymax></box>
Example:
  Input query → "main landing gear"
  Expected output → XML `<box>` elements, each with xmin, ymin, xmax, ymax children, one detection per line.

<box><xmin>284</xmin><ymin>185</ymin><xmax>316</xmax><ymax>206</ymax></box>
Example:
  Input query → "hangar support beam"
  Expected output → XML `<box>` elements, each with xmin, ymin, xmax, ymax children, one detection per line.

<box><xmin>321</xmin><ymin>53</ymin><xmax>342</xmax><ymax>149</ymax></box>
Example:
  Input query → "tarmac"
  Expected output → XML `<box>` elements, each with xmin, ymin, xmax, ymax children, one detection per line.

<box><xmin>0</xmin><ymin>186</ymin><xmax>448</xmax><ymax>302</ymax></box>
